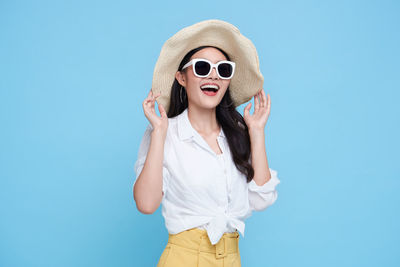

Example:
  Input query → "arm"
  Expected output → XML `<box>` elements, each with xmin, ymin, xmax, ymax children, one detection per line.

<box><xmin>244</xmin><ymin>89</ymin><xmax>280</xmax><ymax>211</ymax></box>
<box><xmin>133</xmin><ymin>88</ymin><xmax>169</xmax><ymax>214</ymax></box>
<box><xmin>133</xmin><ymin>126</ymin><xmax>167</xmax><ymax>214</ymax></box>
<box><xmin>247</xmin><ymin>128</ymin><xmax>280</xmax><ymax>211</ymax></box>
<box><xmin>245</xmin><ymin>89</ymin><xmax>273</xmax><ymax>186</ymax></box>
<box><xmin>249</xmin><ymin>128</ymin><xmax>271</xmax><ymax>186</ymax></box>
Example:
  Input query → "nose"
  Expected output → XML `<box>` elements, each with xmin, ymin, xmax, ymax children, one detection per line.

<box><xmin>208</xmin><ymin>66</ymin><xmax>219</xmax><ymax>80</ymax></box>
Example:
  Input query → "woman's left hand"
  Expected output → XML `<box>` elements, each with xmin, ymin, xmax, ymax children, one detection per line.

<box><xmin>243</xmin><ymin>88</ymin><xmax>271</xmax><ymax>132</ymax></box>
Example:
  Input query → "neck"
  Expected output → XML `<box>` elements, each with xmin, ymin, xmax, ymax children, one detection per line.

<box><xmin>187</xmin><ymin>105</ymin><xmax>220</xmax><ymax>136</ymax></box>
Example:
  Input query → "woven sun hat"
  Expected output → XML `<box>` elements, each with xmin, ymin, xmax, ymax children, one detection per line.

<box><xmin>151</xmin><ymin>19</ymin><xmax>264</xmax><ymax>113</ymax></box>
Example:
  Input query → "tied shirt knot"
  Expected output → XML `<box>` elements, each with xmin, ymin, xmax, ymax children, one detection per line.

<box><xmin>206</xmin><ymin>212</ymin><xmax>245</xmax><ymax>245</ymax></box>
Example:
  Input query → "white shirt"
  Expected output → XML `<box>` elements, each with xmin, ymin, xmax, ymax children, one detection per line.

<box><xmin>133</xmin><ymin>107</ymin><xmax>280</xmax><ymax>245</ymax></box>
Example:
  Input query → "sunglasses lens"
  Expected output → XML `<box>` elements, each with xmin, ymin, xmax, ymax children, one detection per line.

<box><xmin>194</xmin><ymin>61</ymin><xmax>211</xmax><ymax>76</ymax></box>
<box><xmin>218</xmin><ymin>63</ymin><xmax>233</xmax><ymax>78</ymax></box>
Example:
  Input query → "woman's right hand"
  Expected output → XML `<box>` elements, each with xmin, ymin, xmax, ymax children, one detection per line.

<box><xmin>142</xmin><ymin>88</ymin><xmax>168</xmax><ymax>133</ymax></box>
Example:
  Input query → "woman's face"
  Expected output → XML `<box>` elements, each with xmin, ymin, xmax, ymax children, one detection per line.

<box><xmin>175</xmin><ymin>47</ymin><xmax>231</xmax><ymax>109</ymax></box>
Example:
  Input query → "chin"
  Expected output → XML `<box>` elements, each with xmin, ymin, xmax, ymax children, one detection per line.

<box><xmin>202</xmin><ymin>102</ymin><xmax>220</xmax><ymax>110</ymax></box>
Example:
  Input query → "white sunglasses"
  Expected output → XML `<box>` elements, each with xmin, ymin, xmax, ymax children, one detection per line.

<box><xmin>182</xmin><ymin>58</ymin><xmax>236</xmax><ymax>79</ymax></box>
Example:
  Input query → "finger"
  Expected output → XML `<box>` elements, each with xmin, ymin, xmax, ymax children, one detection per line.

<box><xmin>145</xmin><ymin>95</ymin><xmax>153</xmax><ymax>104</ymax></box>
<box><xmin>145</xmin><ymin>93</ymin><xmax>156</xmax><ymax>110</ymax></box>
<box><xmin>150</xmin><ymin>92</ymin><xmax>160</xmax><ymax>104</ymax></box>
<box><xmin>254</xmin><ymin>92</ymin><xmax>260</xmax><ymax>112</ymax></box>
<box><xmin>267</xmin><ymin>93</ymin><xmax>271</xmax><ymax>113</ymax></box>
<box><xmin>145</xmin><ymin>89</ymin><xmax>153</xmax><ymax>101</ymax></box>
<box><xmin>153</xmin><ymin>91</ymin><xmax>162</xmax><ymax>101</ymax></box>
<box><xmin>143</xmin><ymin>99</ymin><xmax>154</xmax><ymax>114</ymax></box>
<box><xmin>158</xmin><ymin>102</ymin><xmax>167</xmax><ymax>118</ymax></box>
<box><xmin>261</xmin><ymin>89</ymin><xmax>267</xmax><ymax>108</ymax></box>
<box><xmin>158</xmin><ymin>103</ymin><xmax>164</xmax><ymax>117</ymax></box>
<box><xmin>244</xmin><ymin>102</ymin><xmax>252</xmax><ymax>117</ymax></box>
<box><xmin>144</xmin><ymin>94</ymin><xmax>152</xmax><ymax>106</ymax></box>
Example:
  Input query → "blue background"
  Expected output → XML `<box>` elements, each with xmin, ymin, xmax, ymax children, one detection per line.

<box><xmin>1</xmin><ymin>0</ymin><xmax>399</xmax><ymax>266</ymax></box>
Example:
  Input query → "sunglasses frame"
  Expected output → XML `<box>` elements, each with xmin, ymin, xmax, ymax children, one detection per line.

<box><xmin>182</xmin><ymin>58</ymin><xmax>236</xmax><ymax>80</ymax></box>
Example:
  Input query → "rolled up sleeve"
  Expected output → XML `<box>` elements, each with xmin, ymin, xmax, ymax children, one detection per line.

<box><xmin>133</xmin><ymin>123</ymin><xmax>170</xmax><ymax>196</ymax></box>
<box><xmin>248</xmin><ymin>168</ymin><xmax>280</xmax><ymax>211</ymax></box>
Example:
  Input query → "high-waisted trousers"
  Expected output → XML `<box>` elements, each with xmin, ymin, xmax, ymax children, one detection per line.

<box><xmin>157</xmin><ymin>228</ymin><xmax>241</xmax><ymax>267</ymax></box>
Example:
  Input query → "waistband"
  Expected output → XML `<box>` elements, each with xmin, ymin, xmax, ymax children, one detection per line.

<box><xmin>167</xmin><ymin>228</ymin><xmax>239</xmax><ymax>259</ymax></box>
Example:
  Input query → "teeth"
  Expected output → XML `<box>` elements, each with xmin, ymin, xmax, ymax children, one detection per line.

<box><xmin>200</xmin><ymin>84</ymin><xmax>219</xmax><ymax>90</ymax></box>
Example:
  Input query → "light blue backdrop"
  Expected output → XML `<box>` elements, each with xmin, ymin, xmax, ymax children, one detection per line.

<box><xmin>1</xmin><ymin>0</ymin><xmax>399</xmax><ymax>266</ymax></box>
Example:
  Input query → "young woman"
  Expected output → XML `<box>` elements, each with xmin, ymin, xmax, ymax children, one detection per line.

<box><xmin>133</xmin><ymin>19</ymin><xmax>280</xmax><ymax>267</ymax></box>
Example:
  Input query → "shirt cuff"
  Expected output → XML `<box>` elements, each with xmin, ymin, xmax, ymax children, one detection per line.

<box><xmin>248</xmin><ymin>168</ymin><xmax>280</xmax><ymax>193</ymax></box>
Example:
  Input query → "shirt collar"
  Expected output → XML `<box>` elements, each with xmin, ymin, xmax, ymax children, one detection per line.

<box><xmin>177</xmin><ymin>108</ymin><xmax>226</xmax><ymax>141</ymax></box>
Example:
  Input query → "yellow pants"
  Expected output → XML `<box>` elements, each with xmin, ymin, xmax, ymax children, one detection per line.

<box><xmin>157</xmin><ymin>228</ymin><xmax>241</xmax><ymax>267</ymax></box>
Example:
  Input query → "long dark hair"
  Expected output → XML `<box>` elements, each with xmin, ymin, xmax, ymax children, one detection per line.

<box><xmin>167</xmin><ymin>46</ymin><xmax>254</xmax><ymax>183</ymax></box>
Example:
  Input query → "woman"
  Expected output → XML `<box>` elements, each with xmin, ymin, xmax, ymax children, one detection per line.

<box><xmin>133</xmin><ymin>19</ymin><xmax>281</xmax><ymax>267</ymax></box>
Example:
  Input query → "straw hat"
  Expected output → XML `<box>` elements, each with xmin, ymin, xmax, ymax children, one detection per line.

<box><xmin>151</xmin><ymin>19</ymin><xmax>264</xmax><ymax>112</ymax></box>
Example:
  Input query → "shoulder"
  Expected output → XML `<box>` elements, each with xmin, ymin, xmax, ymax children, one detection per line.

<box><xmin>168</xmin><ymin>115</ymin><xmax>179</xmax><ymax>127</ymax></box>
<box><xmin>166</xmin><ymin>115</ymin><xmax>179</xmax><ymax>139</ymax></box>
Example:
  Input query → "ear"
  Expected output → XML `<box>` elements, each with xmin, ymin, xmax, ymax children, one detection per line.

<box><xmin>175</xmin><ymin>71</ymin><xmax>186</xmax><ymax>87</ymax></box>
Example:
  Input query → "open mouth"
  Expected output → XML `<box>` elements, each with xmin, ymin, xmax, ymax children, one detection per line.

<box><xmin>200</xmin><ymin>84</ymin><xmax>219</xmax><ymax>93</ymax></box>
<box><xmin>201</xmin><ymin>87</ymin><xmax>218</xmax><ymax>93</ymax></box>
<box><xmin>201</xmin><ymin>87</ymin><xmax>218</xmax><ymax>96</ymax></box>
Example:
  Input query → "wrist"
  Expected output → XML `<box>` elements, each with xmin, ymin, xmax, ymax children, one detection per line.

<box><xmin>248</xmin><ymin>126</ymin><xmax>264</xmax><ymax>136</ymax></box>
<box><xmin>151</xmin><ymin>128</ymin><xmax>167</xmax><ymax>139</ymax></box>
